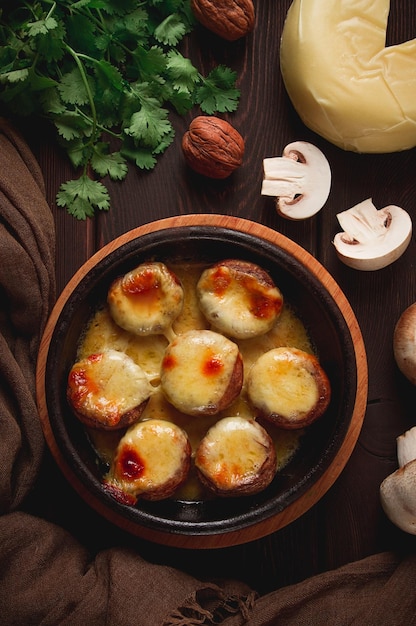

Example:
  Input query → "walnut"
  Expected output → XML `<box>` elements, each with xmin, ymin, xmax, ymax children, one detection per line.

<box><xmin>191</xmin><ymin>0</ymin><xmax>255</xmax><ymax>42</ymax></box>
<box><xmin>182</xmin><ymin>116</ymin><xmax>245</xmax><ymax>179</ymax></box>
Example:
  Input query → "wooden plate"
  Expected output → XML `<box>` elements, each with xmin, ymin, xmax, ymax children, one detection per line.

<box><xmin>36</xmin><ymin>215</ymin><xmax>368</xmax><ymax>548</ymax></box>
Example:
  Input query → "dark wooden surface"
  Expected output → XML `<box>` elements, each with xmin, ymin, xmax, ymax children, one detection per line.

<box><xmin>24</xmin><ymin>0</ymin><xmax>416</xmax><ymax>595</ymax></box>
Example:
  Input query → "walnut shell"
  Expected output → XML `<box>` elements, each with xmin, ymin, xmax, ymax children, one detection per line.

<box><xmin>182</xmin><ymin>116</ymin><xmax>245</xmax><ymax>179</ymax></box>
<box><xmin>191</xmin><ymin>0</ymin><xmax>255</xmax><ymax>41</ymax></box>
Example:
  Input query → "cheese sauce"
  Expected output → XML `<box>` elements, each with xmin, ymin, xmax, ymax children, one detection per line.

<box><xmin>78</xmin><ymin>262</ymin><xmax>314</xmax><ymax>501</ymax></box>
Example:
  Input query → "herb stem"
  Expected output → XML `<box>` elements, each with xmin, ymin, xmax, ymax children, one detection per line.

<box><xmin>63</xmin><ymin>43</ymin><xmax>98</xmax><ymax>143</ymax></box>
<box><xmin>45</xmin><ymin>1</ymin><xmax>57</xmax><ymax>21</ymax></box>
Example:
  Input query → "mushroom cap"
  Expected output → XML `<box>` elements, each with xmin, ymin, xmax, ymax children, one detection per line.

<box><xmin>261</xmin><ymin>141</ymin><xmax>331</xmax><ymax>220</ymax></box>
<box><xmin>397</xmin><ymin>427</ymin><xmax>416</xmax><ymax>467</ymax></box>
<box><xmin>393</xmin><ymin>306</ymin><xmax>416</xmax><ymax>385</ymax></box>
<box><xmin>333</xmin><ymin>199</ymin><xmax>412</xmax><ymax>271</ymax></box>
<box><xmin>380</xmin><ymin>461</ymin><xmax>416</xmax><ymax>534</ymax></box>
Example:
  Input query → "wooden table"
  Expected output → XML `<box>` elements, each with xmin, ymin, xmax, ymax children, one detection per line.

<box><xmin>25</xmin><ymin>0</ymin><xmax>416</xmax><ymax>595</ymax></box>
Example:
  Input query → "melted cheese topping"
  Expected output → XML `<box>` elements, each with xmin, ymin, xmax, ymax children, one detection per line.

<box><xmin>105</xmin><ymin>419</ymin><xmax>190</xmax><ymax>498</ymax></box>
<box><xmin>108</xmin><ymin>262</ymin><xmax>183</xmax><ymax>337</ymax></box>
<box><xmin>67</xmin><ymin>349</ymin><xmax>153</xmax><ymax>428</ymax></box>
<box><xmin>160</xmin><ymin>330</ymin><xmax>241</xmax><ymax>414</ymax></box>
<box><xmin>77</xmin><ymin>262</ymin><xmax>316</xmax><ymax>500</ymax></box>
<box><xmin>195</xmin><ymin>417</ymin><xmax>275</xmax><ymax>490</ymax></box>
<box><xmin>247</xmin><ymin>347</ymin><xmax>322</xmax><ymax>421</ymax></box>
<box><xmin>197</xmin><ymin>262</ymin><xmax>283</xmax><ymax>338</ymax></box>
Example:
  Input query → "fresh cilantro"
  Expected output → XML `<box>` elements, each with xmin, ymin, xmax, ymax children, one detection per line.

<box><xmin>196</xmin><ymin>66</ymin><xmax>241</xmax><ymax>114</ymax></box>
<box><xmin>56</xmin><ymin>175</ymin><xmax>111</xmax><ymax>220</ymax></box>
<box><xmin>0</xmin><ymin>1</ymin><xmax>241</xmax><ymax>219</ymax></box>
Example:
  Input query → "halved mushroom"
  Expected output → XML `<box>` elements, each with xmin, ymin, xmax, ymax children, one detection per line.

<box><xmin>333</xmin><ymin>198</ymin><xmax>412</xmax><ymax>271</ymax></box>
<box><xmin>261</xmin><ymin>141</ymin><xmax>331</xmax><ymax>220</ymax></box>
<box><xmin>380</xmin><ymin>426</ymin><xmax>416</xmax><ymax>535</ymax></box>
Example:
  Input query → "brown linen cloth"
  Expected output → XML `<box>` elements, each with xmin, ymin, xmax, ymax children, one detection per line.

<box><xmin>1</xmin><ymin>117</ymin><xmax>416</xmax><ymax>626</ymax></box>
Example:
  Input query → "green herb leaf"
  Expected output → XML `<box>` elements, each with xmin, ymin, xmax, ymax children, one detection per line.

<box><xmin>91</xmin><ymin>143</ymin><xmax>128</xmax><ymax>180</ymax></box>
<box><xmin>196</xmin><ymin>66</ymin><xmax>241</xmax><ymax>114</ymax></box>
<box><xmin>58</xmin><ymin>68</ymin><xmax>93</xmax><ymax>106</ymax></box>
<box><xmin>56</xmin><ymin>175</ymin><xmax>110</xmax><ymax>220</ymax></box>
<box><xmin>26</xmin><ymin>16</ymin><xmax>58</xmax><ymax>38</ymax></box>
<box><xmin>124</xmin><ymin>102</ymin><xmax>173</xmax><ymax>148</ymax></box>
<box><xmin>154</xmin><ymin>13</ymin><xmax>187</xmax><ymax>46</ymax></box>
<box><xmin>0</xmin><ymin>0</ymin><xmax>242</xmax><ymax>218</ymax></box>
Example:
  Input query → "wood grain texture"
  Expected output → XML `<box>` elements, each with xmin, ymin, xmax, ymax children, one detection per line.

<box><xmin>26</xmin><ymin>0</ymin><xmax>416</xmax><ymax>593</ymax></box>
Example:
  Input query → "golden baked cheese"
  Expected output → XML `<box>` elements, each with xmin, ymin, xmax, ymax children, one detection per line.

<box><xmin>68</xmin><ymin>260</ymin><xmax>330</xmax><ymax>501</ymax></box>
<box><xmin>108</xmin><ymin>262</ymin><xmax>183</xmax><ymax>337</ymax></box>
<box><xmin>247</xmin><ymin>347</ymin><xmax>331</xmax><ymax>429</ymax></box>
<box><xmin>197</xmin><ymin>259</ymin><xmax>283</xmax><ymax>339</ymax></box>
<box><xmin>160</xmin><ymin>329</ymin><xmax>243</xmax><ymax>416</ymax></box>
<box><xmin>195</xmin><ymin>416</ymin><xmax>277</xmax><ymax>496</ymax></box>
<box><xmin>67</xmin><ymin>349</ymin><xmax>153</xmax><ymax>430</ymax></box>
<box><xmin>104</xmin><ymin>419</ymin><xmax>191</xmax><ymax>503</ymax></box>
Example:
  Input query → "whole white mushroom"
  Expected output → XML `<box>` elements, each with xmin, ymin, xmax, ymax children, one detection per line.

<box><xmin>393</xmin><ymin>303</ymin><xmax>416</xmax><ymax>385</ymax></box>
<box><xmin>380</xmin><ymin>427</ymin><xmax>416</xmax><ymax>534</ymax></box>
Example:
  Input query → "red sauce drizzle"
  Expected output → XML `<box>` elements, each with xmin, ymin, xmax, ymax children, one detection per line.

<box><xmin>249</xmin><ymin>292</ymin><xmax>282</xmax><ymax>319</ymax></box>
<box><xmin>202</xmin><ymin>352</ymin><xmax>224</xmax><ymax>376</ymax></box>
<box><xmin>87</xmin><ymin>353</ymin><xmax>103</xmax><ymax>363</ymax></box>
<box><xmin>68</xmin><ymin>361</ymin><xmax>99</xmax><ymax>406</ymax></box>
<box><xmin>162</xmin><ymin>353</ymin><xmax>177</xmax><ymax>370</ymax></box>
<box><xmin>210</xmin><ymin>267</ymin><xmax>231</xmax><ymax>296</ymax></box>
<box><xmin>122</xmin><ymin>269</ymin><xmax>160</xmax><ymax>300</ymax></box>
<box><xmin>118</xmin><ymin>446</ymin><xmax>145</xmax><ymax>480</ymax></box>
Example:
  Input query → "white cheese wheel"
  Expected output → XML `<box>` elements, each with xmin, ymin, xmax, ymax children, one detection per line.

<box><xmin>67</xmin><ymin>349</ymin><xmax>153</xmax><ymax>430</ymax></box>
<box><xmin>160</xmin><ymin>329</ymin><xmax>243</xmax><ymax>416</ymax></box>
<box><xmin>104</xmin><ymin>419</ymin><xmax>191</xmax><ymax>503</ymax></box>
<box><xmin>280</xmin><ymin>0</ymin><xmax>416</xmax><ymax>153</ymax></box>
<box><xmin>108</xmin><ymin>262</ymin><xmax>183</xmax><ymax>336</ymax></box>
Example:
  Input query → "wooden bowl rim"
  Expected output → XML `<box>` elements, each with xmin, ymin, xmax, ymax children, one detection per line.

<box><xmin>36</xmin><ymin>214</ymin><xmax>368</xmax><ymax>549</ymax></box>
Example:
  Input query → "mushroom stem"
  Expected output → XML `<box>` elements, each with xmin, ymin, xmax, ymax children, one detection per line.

<box><xmin>261</xmin><ymin>141</ymin><xmax>331</xmax><ymax>220</ymax></box>
<box><xmin>397</xmin><ymin>427</ymin><xmax>416</xmax><ymax>467</ymax></box>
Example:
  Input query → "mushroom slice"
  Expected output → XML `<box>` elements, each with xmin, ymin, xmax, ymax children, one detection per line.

<box><xmin>103</xmin><ymin>419</ymin><xmax>191</xmax><ymax>504</ymax></box>
<box><xmin>261</xmin><ymin>141</ymin><xmax>331</xmax><ymax>220</ymax></box>
<box><xmin>333</xmin><ymin>198</ymin><xmax>412</xmax><ymax>271</ymax></box>
<box><xmin>380</xmin><ymin>426</ymin><xmax>416</xmax><ymax>535</ymax></box>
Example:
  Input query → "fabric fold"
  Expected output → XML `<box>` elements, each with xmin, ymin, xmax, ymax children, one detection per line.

<box><xmin>0</xmin><ymin>117</ymin><xmax>55</xmax><ymax>513</ymax></box>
